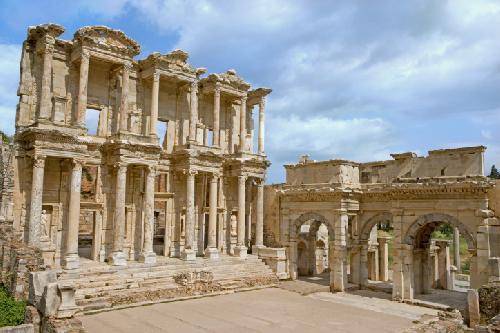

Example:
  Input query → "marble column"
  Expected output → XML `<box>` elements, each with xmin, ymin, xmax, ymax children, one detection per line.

<box><xmin>252</xmin><ymin>179</ymin><xmax>265</xmax><ymax>254</ymax></box>
<box><xmin>258</xmin><ymin>97</ymin><xmax>266</xmax><ymax>155</ymax></box>
<box><xmin>139</xmin><ymin>166</ymin><xmax>157</xmax><ymax>264</ymax></box>
<box><xmin>119</xmin><ymin>63</ymin><xmax>131</xmax><ymax>132</ymax></box>
<box><xmin>188</xmin><ymin>81</ymin><xmax>198</xmax><ymax>143</ymax></box>
<box><xmin>150</xmin><ymin>72</ymin><xmax>160</xmax><ymax>136</ymax></box>
<box><xmin>110</xmin><ymin>163</ymin><xmax>127</xmax><ymax>266</ymax></box>
<box><xmin>39</xmin><ymin>43</ymin><xmax>54</xmax><ymax>120</ymax></box>
<box><xmin>205</xmin><ymin>174</ymin><xmax>219</xmax><ymax>259</ymax></box>
<box><xmin>182</xmin><ymin>170</ymin><xmax>196</xmax><ymax>261</ymax></box>
<box><xmin>239</xmin><ymin>96</ymin><xmax>247</xmax><ymax>152</ymax></box>
<box><xmin>76</xmin><ymin>51</ymin><xmax>90</xmax><ymax>126</ymax></box>
<box><xmin>453</xmin><ymin>227</ymin><xmax>461</xmax><ymax>272</ymax></box>
<box><xmin>378</xmin><ymin>236</ymin><xmax>390</xmax><ymax>282</ymax></box>
<box><xmin>212</xmin><ymin>86</ymin><xmax>220</xmax><ymax>146</ymax></box>
<box><xmin>234</xmin><ymin>175</ymin><xmax>247</xmax><ymax>259</ymax></box>
<box><xmin>63</xmin><ymin>159</ymin><xmax>82</xmax><ymax>269</ymax></box>
<box><xmin>28</xmin><ymin>155</ymin><xmax>46</xmax><ymax>246</ymax></box>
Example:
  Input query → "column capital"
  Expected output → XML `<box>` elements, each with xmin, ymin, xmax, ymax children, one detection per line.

<box><xmin>214</xmin><ymin>84</ymin><xmax>221</xmax><ymax>95</ymax></box>
<box><xmin>81</xmin><ymin>50</ymin><xmax>90</xmax><ymax>61</ymax></box>
<box><xmin>33</xmin><ymin>155</ymin><xmax>46</xmax><ymax>168</ymax></box>
<box><xmin>185</xmin><ymin>169</ymin><xmax>197</xmax><ymax>177</ymax></box>
<box><xmin>190</xmin><ymin>80</ymin><xmax>198</xmax><ymax>91</ymax></box>
<box><xmin>113</xmin><ymin>161</ymin><xmax>128</xmax><ymax>171</ymax></box>
<box><xmin>237</xmin><ymin>175</ymin><xmax>247</xmax><ymax>182</ymax></box>
<box><xmin>152</xmin><ymin>71</ymin><xmax>160</xmax><ymax>82</ymax></box>
<box><xmin>71</xmin><ymin>158</ymin><xmax>84</xmax><ymax>170</ymax></box>
<box><xmin>123</xmin><ymin>61</ymin><xmax>133</xmax><ymax>71</ymax></box>
<box><xmin>259</xmin><ymin>96</ymin><xmax>266</xmax><ymax>109</ymax></box>
<box><xmin>146</xmin><ymin>165</ymin><xmax>157</xmax><ymax>178</ymax></box>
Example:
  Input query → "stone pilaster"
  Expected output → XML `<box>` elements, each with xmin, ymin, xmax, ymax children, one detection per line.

<box><xmin>205</xmin><ymin>174</ymin><xmax>219</xmax><ymax>259</ymax></box>
<box><xmin>119</xmin><ymin>63</ymin><xmax>131</xmax><ymax>132</ymax></box>
<box><xmin>212</xmin><ymin>85</ymin><xmax>220</xmax><ymax>146</ymax></box>
<box><xmin>234</xmin><ymin>175</ymin><xmax>247</xmax><ymax>259</ymax></box>
<box><xmin>188</xmin><ymin>81</ymin><xmax>198</xmax><ymax>143</ymax></box>
<box><xmin>110</xmin><ymin>162</ymin><xmax>127</xmax><ymax>266</ymax></box>
<box><xmin>252</xmin><ymin>179</ymin><xmax>265</xmax><ymax>254</ymax></box>
<box><xmin>63</xmin><ymin>159</ymin><xmax>82</xmax><ymax>270</ymax></box>
<box><xmin>76</xmin><ymin>51</ymin><xmax>89</xmax><ymax>127</ymax></box>
<box><xmin>453</xmin><ymin>227</ymin><xmax>460</xmax><ymax>272</ymax></box>
<box><xmin>182</xmin><ymin>170</ymin><xmax>196</xmax><ymax>261</ymax></box>
<box><xmin>258</xmin><ymin>97</ymin><xmax>265</xmax><ymax>154</ymax></box>
<box><xmin>330</xmin><ymin>212</ymin><xmax>348</xmax><ymax>292</ymax></box>
<box><xmin>149</xmin><ymin>71</ymin><xmax>160</xmax><ymax>136</ymax></box>
<box><xmin>28</xmin><ymin>155</ymin><xmax>46</xmax><ymax>246</ymax></box>
<box><xmin>139</xmin><ymin>165</ymin><xmax>157</xmax><ymax>264</ymax></box>
<box><xmin>239</xmin><ymin>96</ymin><xmax>247</xmax><ymax>152</ymax></box>
<box><xmin>435</xmin><ymin>239</ymin><xmax>452</xmax><ymax>290</ymax></box>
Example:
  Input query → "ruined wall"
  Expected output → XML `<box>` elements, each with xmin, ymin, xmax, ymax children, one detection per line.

<box><xmin>263</xmin><ymin>184</ymin><xmax>282</xmax><ymax>247</ymax></box>
<box><xmin>285</xmin><ymin>161</ymin><xmax>359</xmax><ymax>186</ymax></box>
<box><xmin>360</xmin><ymin>146</ymin><xmax>485</xmax><ymax>183</ymax></box>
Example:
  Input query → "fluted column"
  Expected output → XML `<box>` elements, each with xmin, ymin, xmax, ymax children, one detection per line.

<box><xmin>252</xmin><ymin>179</ymin><xmax>265</xmax><ymax>254</ymax></box>
<box><xmin>64</xmin><ymin>159</ymin><xmax>82</xmax><ymax>269</ymax></box>
<box><xmin>258</xmin><ymin>97</ymin><xmax>266</xmax><ymax>154</ymax></box>
<box><xmin>205</xmin><ymin>174</ymin><xmax>219</xmax><ymax>259</ymax></box>
<box><xmin>150</xmin><ymin>72</ymin><xmax>160</xmax><ymax>136</ymax></box>
<box><xmin>119</xmin><ymin>63</ymin><xmax>131</xmax><ymax>132</ymax></box>
<box><xmin>234</xmin><ymin>175</ymin><xmax>247</xmax><ymax>259</ymax></box>
<box><xmin>182</xmin><ymin>170</ymin><xmax>196</xmax><ymax>261</ymax></box>
<box><xmin>212</xmin><ymin>86</ymin><xmax>221</xmax><ymax>146</ymax></box>
<box><xmin>76</xmin><ymin>51</ymin><xmax>90</xmax><ymax>127</ymax></box>
<box><xmin>239</xmin><ymin>96</ymin><xmax>247</xmax><ymax>152</ymax></box>
<box><xmin>140</xmin><ymin>166</ymin><xmax>157</xmax><ymax>264</ymax></box>
<box><xmin>188</xmin><ymin>81</ymin><xmax>198</xmax><ymax>143</ymax></box>
<box><xmin>39</xmin><ymin>43</ymin><xmax>55</xmax><ymax>120</ymax></box>
<box><xmin>110</xmin><ymin>162</ymin><xmax>127</xmax><ymax>266</ymax></box>
<box><xmin>28</xmin><ymin>155</ymin><xmax>46</xmax><ymax>246</ymax></box>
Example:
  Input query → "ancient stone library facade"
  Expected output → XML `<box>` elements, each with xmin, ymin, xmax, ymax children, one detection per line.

<box><xmin>0</xmin><ymin>23</ymin><xmax>498</xmax><ymax>327</ymax></box>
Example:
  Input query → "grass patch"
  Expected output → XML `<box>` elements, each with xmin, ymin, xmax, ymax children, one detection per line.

<box><xmin>0</xmin><ymin>285</ymin><xmax>25</xmax><ymax>327</ymax></box>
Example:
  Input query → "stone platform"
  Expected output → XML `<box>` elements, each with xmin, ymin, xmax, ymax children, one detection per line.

<box><xmin>58</xmin><ymin>254</ymin><xmax>278</xmax><ymax>314</ymax></box>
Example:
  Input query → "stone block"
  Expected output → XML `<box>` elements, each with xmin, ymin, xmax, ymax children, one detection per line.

<box><xmin>28</xmin><ymin>270</ymin><xmax>56</xmax><ymax>306</ymax></box>
<box><xmin>467</xmin><ymin>289</ymin><xmax>480</xmax><ymax>328</ymax></box>
<box><xmin>56</xmin><ymin>282</ymin><xmax>77</xmax><ymax>319</ymax></box>
<box><xmin>62</xmin><ymin>253</ymin><xmax>79</xmax><ymax>270</ymax></box>
<box><xmin>40</xmin><ymin>282</ymin><xmax>60</xmax><ymax>317</ymax></box>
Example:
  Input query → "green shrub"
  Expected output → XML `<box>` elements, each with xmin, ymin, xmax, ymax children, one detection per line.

<box><xmin>0</xmin><ymin>286</ymin><xmax>25</xmax><ymax>327</ymax></box>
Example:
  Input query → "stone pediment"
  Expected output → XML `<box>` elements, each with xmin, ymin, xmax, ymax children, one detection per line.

<box><xmin>206</xmin><ymin>69</ymin><xmax>251</xmax><ymax>91</ymax></box>
<box><xmin>140</xmin><ymin>50</ymin><xmax>198</xmax><ymax>76</ymax></box>
<box><xmin>73</xmin><ymin>26</ymin><xmax>140</xmax><ymax>57</ymax></box>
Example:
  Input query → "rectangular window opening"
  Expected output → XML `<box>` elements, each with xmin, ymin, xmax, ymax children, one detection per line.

<box><xmin>85</xmin><ymin>108</ymin><xmax>100</xmax><ymax>136</ymax></box>
<box><xmin>157</xmin><ymin>120</ymin><xmax>168</xmax><ymax>148</ymax></box>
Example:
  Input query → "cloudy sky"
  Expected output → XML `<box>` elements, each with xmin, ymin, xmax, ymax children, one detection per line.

<box><xmin>0</xmin><ymin>0</ymin><xmax>499</xmax><ymax>182</ymax></box>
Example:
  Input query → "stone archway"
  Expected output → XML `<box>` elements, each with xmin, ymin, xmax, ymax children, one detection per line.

<box><xmin>289</xmin><ymin>211</ymin><xmax>333</xmax><ymax>282</ymax></box>
<box><xmin>356</xmin><ymin>212</ymin><xmax>393</xmax><ymax>288</ymax></box>
<box><xmin>402</xmin><ymin>213</ymin><xmax>477</xmax><ymax>298</ymax></box>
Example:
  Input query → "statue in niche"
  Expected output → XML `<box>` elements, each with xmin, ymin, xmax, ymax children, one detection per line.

<box><xmin>230</xmin><ymin>213</ymin><xmax>237</xmax><ymax>237</ymax></box>
<box><xmin>40</xmin><ymin>209</ymin><xmax>49</xmax><ymax>238</ymax></box>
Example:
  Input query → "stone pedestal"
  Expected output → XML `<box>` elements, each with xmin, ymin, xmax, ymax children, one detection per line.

<box><xmin>234</xmin><ymin>245</ymin><xmax>248</xmax><ymax>259</ymax></box>
<box><xmin>62</xmin><ymin>254</ymin><xmax>79</xmax><ymax>270</ymax></box>
<box><xmin>252</xmin><ymin>244</ymin><xmax>265</xmax><ymax>255</ymax></box>
<box><xmin>181</xmin><ymin>248</ymin><xmax>196</xmax><ymax>261</ymax></box>
<box><xmin>204</xmin><ymin>247</ymin><xmax>219</xmax><ymax>260</ymax></box>
<box><xmin>109</xmin><ymin>251</ymin><xmax>127</xmax><ymax>266</ymax></box>
<box><xmin>138</xmin><ymin>252</ymin><xmax>157</xmax><ymax>264</ymax></box>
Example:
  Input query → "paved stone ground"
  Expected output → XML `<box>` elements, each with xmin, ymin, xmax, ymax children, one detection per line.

<box><xmin>80</xmin><ymin>288</ymin><xmax>430</xmax><ymax>333</ymax></box>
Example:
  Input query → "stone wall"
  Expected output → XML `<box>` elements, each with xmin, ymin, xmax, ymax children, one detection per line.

<box><xmin>478</xmin><ymin>282</ymin><xmax>500</xmax><ymax>324</ymax></box>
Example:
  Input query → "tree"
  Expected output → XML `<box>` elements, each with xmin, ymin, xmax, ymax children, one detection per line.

<box><xmin>489</xmin><ymin>165</ymin><xmax>500</xmax><ymax>179</ymax></box>
<box><xmin>0</xmin><ymin>131</ymin><xmax>11</xmax><ymax>144</ymax></box>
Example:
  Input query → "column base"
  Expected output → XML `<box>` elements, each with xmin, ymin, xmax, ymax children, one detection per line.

<box><xmin>138</xmin><ymin>251</ymin><xmax>157</xmax><ymax>264</ymax></box>
<box><xmin>181</xmin><ymin>249</ymin><xmax>196</xmax><ymax>261</ymax></box>
<box><xmin>205</xmin><ymin>247</ymin><xmax>219</xmax><ymax>260</ymax></box>
<box><xmin>252</xmin><ymin>245</ymin><xmax>265</xmax><ymax>255</ymax></box>
<box><xmin>63</xmin><ymin>253</ymin><xmax>80</xmax><ymax>270</ymax></box>
<box><xmin>109</xmin><ymin>251</ymin><xmax>127</xmax><ymax>266</ymax></box>
<box><xmin>234</xmin><ymin>246</ymin><xmax>248</xmax><ymax>259</ymax></box>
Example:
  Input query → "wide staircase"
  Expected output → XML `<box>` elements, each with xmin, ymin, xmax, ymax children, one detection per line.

<box><xmin>58</xmin><ymin>254</ymin><xmax>278</xmax><ymax>314</ymax></box>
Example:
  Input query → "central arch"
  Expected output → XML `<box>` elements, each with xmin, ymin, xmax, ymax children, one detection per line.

<box><xmin>292</xmin><ymin>212</ymin><xmax>333</xmax><ymax>238</ymax></box>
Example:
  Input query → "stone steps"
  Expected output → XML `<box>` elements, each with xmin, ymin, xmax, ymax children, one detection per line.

<box><xmin>60</xmin><ymin>255</ymin><xmax>277</xmax><ymax>313</ymax></box>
